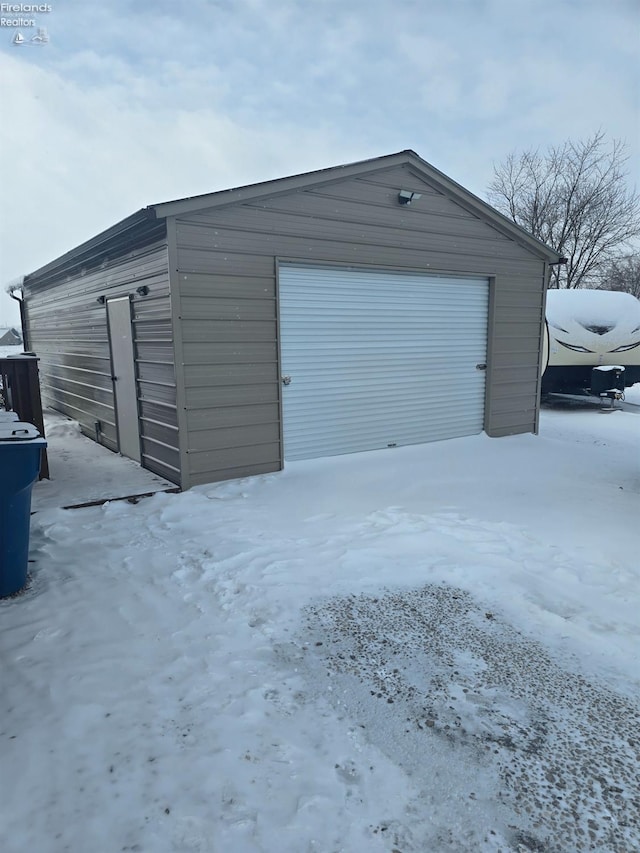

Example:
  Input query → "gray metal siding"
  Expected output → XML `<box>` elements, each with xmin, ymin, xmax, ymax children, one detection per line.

<box><xmin>172</xmin><ymin>266</ymin><xmax>280</xmax><ymax>485</ymax></box>
<box><xmin>172</xmin><ymin>163</ymin><xmax>547</xmax><ymax>482</ymax></box>
<box><xmin>23</xmin><ymin>240</ymin><xmax>181</xmax><ymax>484</ymax></box>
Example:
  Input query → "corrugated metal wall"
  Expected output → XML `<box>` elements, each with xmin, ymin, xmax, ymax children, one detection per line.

<box><xmin>23</xmin><ymin>239</ymin><xmax>181</xmax><ymax>484</ymax></box>
<box><xmin>171</xmin><ymin>163</ymin><xmax>547</xmax><ymax>486</ymax></box>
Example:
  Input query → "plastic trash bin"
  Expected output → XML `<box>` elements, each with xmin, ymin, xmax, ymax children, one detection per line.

<box><xmin>0</xmin><ymin>421</ymin><xmax>47</xmax><ymax>597</ymax></box>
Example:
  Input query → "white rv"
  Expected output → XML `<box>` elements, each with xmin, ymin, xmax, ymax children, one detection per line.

<box><xmin>542</xmin><ymin>289</ymin><xmax>640</xmax><ymax>396</ymax></box>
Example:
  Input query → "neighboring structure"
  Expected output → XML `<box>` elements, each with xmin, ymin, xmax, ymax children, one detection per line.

<box><xmin>19</xmin><ymin>150</ymin><xmax>559</xmax><ymax>489</ymax></box>
<box><xmin>0</xmin><ymin>327</ymin><xmax>22</xmax><ymax>346</ymax></box>
<box><xmin>542</xmin><ymin>288</ymin><xmax>640</xmax><ymax>395</ymax></box>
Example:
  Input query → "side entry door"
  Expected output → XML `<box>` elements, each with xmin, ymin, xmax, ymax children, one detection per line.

<box><xmin>107</xmin><ymin>296</ymin><xmax>141</xmax><ymax>462</ymax></box>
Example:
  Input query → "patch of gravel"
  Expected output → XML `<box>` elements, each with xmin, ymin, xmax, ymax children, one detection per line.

<box><xmin>289</xmin><ymin>584</ymin><xmax>640</xmax><ymax>852</ymax></box>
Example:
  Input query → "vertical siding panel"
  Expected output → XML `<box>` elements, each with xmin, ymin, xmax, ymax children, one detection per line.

<box><xmin>166</xmin><ymin>218</ymin><xmax>190</xmax><ymax>489</ymax></box>
<box><xmin>483</xmin><ymin>277</ymin><xmax>497</xmax><ymax>435</ymax></box>
<box><xmin>534</xmin><ymin>262</ymin><xmax>550</xmax><ymax>434</ymax></box>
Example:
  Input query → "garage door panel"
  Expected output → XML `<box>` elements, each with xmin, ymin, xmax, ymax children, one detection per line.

<box><xmin>286</xmin><ymin>309</ymin><xmax>484</xmax><ymax>324</ymax></box>
<box><xmin>298</xmin><ymin>417</ymin><xmax>484</xmax><ymax>458</ymax></box>
<box><xmin>284</xmin><ymin>374</ymin><xmax>481</xmax><ymax>396</ymax></box>
<box><xmin>284</xmin><ymin>345</ymin><xmax>484</xmax><ymax>363</ymax></box>
<box><xmin>289</xmin><ymin>391</ymin><xmax>483</xmax><ymax>422</ymax></box>
<box><xmin>279</xmin><ymin>266</ymin><xmax>488</xmax><ymax>461</ymax></box>
<box><xmin>285</xmin><ymin>402</ymin><xmax>486</xmax><ymax>431</ymax></box>
<box><xmin>287</xmin><ymin>352</ymin><xmax>483</xmax><ymax>368</ymax></box>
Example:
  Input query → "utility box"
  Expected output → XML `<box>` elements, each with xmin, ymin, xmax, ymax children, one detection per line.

<box><xmin>0</xmin><ymin>354</ymin><xmax>49</xmax><ymax>479</ymax></box>
<box><xmin>0</xmin><ymin>422</ymin><xmax>47</xmax><ymax>597</ymax></box>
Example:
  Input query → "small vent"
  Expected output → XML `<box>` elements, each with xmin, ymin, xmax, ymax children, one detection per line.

<box><xmin>581</xmin><ymin>324</ymin><xmax>613</xmax><ymax>335</ymax></box>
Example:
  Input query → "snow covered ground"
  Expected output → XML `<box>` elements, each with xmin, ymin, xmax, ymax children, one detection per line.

<box><xmin>32</xmin><ymin>413</ymin><xmax>177</xmax><ymax>511</ymax></box>
<box><xmin>1</xmin><ymin>397</ymin><xmax>639</xmax><ymax>852</ymax></box>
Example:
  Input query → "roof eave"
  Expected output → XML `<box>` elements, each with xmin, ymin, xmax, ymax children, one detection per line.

<box><xmin>408</xmin><ymin>156</ymin><xmax>560</xmax><ymax>262</ymax></box>
<box><xmin>149</xmin><ymin>150</ymin><xmax>419</xmax><ymax>218</ymax></box>
<box><xmin>23</xmin><ymin>207</ymin><xmax>159</xmax><ymax>286</ymax></box>
<box><xmin>148</xmin><ymin>148</ymin><xmax>559</xmax><ymax>262</ymax></box>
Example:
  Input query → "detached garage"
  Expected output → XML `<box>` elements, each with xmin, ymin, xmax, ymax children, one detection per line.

<box><xmin>18</xmin><ymin>150</ymin><xmax>559</xmax><ymax>489</ymax></box>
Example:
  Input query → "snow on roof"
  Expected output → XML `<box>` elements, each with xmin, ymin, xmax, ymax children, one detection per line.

<box><xmin>546</xmin><ymin>289</ymin><xmax>640</xmax><ymax>330</ymax></box>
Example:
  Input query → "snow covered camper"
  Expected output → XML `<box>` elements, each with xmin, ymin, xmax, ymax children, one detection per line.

<box><xmin>541</xmin><ymin>289</ymin><xmax>640</xmax><ymax>396</ymax></box>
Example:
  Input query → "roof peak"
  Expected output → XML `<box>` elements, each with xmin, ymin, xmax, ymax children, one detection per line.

<box><xmin>148</xmin><ymin>149</ymin><xmax>420</xmax><ymax>213</ymax></box>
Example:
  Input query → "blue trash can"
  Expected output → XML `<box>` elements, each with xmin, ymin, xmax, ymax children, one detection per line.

<box><xmin>0</xmin><ymin>422</ymin><xmax>47</xmax><ymax>597</ymax></box>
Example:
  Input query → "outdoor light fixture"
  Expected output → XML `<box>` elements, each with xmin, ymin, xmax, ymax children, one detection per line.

<box><xmin>398</xmin><ymin>190</ymin><xmax>422</xmax><ymax>205</ymax></box>
<box><xmin>96</xmin><ymin>295</ymin><xmax>106</xmax><ymax>304</ymax></box>
<box><xmin>549</xmin><ymin>257</ymin><xmax>568</xmax><ymax>266</ymax></box>
<box><xmin>136</xmin><ymin>285</ymin><xmax>150</xmax><ymax>296</ymax></box>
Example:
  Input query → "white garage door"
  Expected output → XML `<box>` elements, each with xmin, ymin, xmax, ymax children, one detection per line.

<box><xmin>279</xmin><ymin>265</ymin><xmax>489</xmax><ymax>461</ymax></box>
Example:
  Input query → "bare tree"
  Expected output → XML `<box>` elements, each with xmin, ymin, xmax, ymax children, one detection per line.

<box><xmin>488</xmin><ymin>131</ymin><xmax>640</xmax><ymax>288</ymax></box>
<box><xmin>596</xmin><ymin>253</ymin><xmax>640</xmax><ymax>299</ymax></box>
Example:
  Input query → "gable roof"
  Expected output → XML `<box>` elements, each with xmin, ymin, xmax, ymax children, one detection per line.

<box><xmin>23</xmin><ymin>150</ymin><xmax>559</xmax><ymax>285</ymax></box>
<box><xmin>0</xmin><ymin>327</ymin><xmax>21</xmax><ymax>339</ymax></box>
<box><xmin>149</xmin><ymin>149</ymin><xmax>559</xmax><ymax>262</ymax></box>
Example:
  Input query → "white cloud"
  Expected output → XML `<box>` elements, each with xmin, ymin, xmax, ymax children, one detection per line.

<box><xmin>0</xmin><ymin>51</ymin><xmax>354</xmax><ymax>324</ymax></box>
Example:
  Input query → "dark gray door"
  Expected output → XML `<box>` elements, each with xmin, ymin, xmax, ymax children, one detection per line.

<box><xmin>107</xmin><ymin>296</ymin><xmax>141</xmax><ymax>462</ymax></box>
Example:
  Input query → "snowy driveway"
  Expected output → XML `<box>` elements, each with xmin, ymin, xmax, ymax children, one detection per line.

<box><xmin>1</xmin><ymin>404</ymin><xmax>639</xmax><ymax>852</ymax></box>
<box><xmin>297</xmin><ymin>585</ymin><xmax>638</xmax><ymax>852</ymax></box>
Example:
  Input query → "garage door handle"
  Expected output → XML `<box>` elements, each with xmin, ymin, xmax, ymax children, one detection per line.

<box><xmin>476</xmin><ymin>363</ymin><xmax>487</xmax><ymax>370</ymax></box>
<box><xmin>282</xmin><ymin>375</ymin><xmax>292</xmax><ymax>386</ymax></box>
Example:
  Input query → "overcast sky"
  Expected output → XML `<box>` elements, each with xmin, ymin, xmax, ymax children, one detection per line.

<box><xmin>1</xmin><ymin>0</ymin><xmax>638</xmax><ymax>326</ymax></box>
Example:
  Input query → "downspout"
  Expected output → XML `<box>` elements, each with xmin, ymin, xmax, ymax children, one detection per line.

<box><xmin>7</xmin><ymin>277</ymin><xmax>28</xmax><ymax>351</ymax></box>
